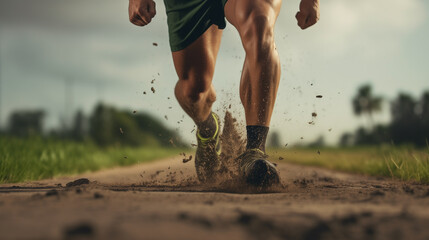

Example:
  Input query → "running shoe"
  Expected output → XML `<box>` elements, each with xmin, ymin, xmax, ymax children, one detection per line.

<box><xmin>237</xmin><ymin>148</ymin><xmax>280</xmax><ymax>187</ymax></box>
<box><xmin>195</xmin><ymin>112</ymin><xmax>222</xmax><ymax>182</ymax></box>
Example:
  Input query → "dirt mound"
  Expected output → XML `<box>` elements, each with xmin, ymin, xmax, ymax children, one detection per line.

<box><xmin>216</xmin><ymin>111</ymin><xmax>246</xmax><ymax>181</ymax></box>
<box><xmin>66</xmin><ymin>178</ymin><xmax>90</xmax><ymax>187</ymax></box>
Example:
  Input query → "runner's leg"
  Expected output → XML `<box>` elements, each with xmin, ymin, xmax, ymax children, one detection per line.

<box><xmin>172</xmin><ymin>25</ymin><xmax>223</xmax><ymax>126</ymax></box>
<box><xmin>224</xmin><ymin>0</ymin><xmax>282</xmax><ymax>127</ymax></box>
<box><xmin>223</xmin><ymin>0</ymin><xmax>282</xmax><ymax>186</ymax></box>
<box><xmin>172</xmin><ymin>25</ymin><xmax>223</xmax><ymax>182</ymax></box>
<box><xmin>224</xmin><ymin>0</ymin><xmax>282</xmax><ymax>151</ymax></box>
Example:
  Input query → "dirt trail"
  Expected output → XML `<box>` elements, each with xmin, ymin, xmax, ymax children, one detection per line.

<box><xmin>1</xmin><ymin>113</ymin><xmax>429</xmax><ymax>240</ymax></box>
<box><xmin>1</xmin><ymin>156</ymin><xmax>429</xmax><ymax>240</ymax></box>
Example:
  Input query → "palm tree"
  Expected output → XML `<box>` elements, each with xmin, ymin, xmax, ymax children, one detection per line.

<box><xmin>352</xmin><ymin>84</ymin><xmax>382</xmax><ymax>129</ymax></box>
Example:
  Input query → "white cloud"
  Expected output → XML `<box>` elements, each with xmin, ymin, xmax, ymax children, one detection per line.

<box><xmin>307</xmin><ymin>0</ymin><xmax>427</xmax><ymax>57</ymax></box>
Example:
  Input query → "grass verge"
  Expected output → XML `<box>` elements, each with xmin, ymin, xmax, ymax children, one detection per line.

<box><xmin>268</xmin><ymin>145</ymin><xmax>429</xmax><ymax>183</ymax></box>
<box><xmin>0</xmin><ymin>137</ymin><xmax>184</xmax><ymax>183</ymax></box>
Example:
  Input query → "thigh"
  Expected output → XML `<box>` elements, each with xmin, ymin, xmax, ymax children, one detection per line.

<box><xmin>172</xmin><ymin>25</ymin><xmax>223</xmax><ymax>81</ymax></box>
<box><xmin>224</xmin><ymin>0</ymin><xmax>282</xmax><ymax>30</ymax></box>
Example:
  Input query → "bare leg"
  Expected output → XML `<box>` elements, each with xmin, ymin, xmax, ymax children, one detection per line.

<box><xmin>172</xmin><ymin>25</ymin><xmax>223</xmax><ymax>125</ymax></box>
<box><xmin>224</xmin><ymin>0</ymin><xmax>282</xmax><ymax>186</ymax></box>
<box><xmin>224</xmin><ymin>0</ymin><xmax>282</xmax><ymax>126</ymax></box>
<box><xmin>172</xmin><ymin>26</ymin><xmax>224</xmax><ymax>182</ymax></box>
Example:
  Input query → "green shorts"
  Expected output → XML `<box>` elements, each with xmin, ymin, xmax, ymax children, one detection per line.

<box><xmin>163</xmin><ymin>0</ymin><xmax>229</xmax><ymax>52</ymax></box>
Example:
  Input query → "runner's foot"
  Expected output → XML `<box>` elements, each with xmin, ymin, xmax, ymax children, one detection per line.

<box><xmin>237</xmin><ymin>148</ymin><xmax>280</xmax><ymax>187</ymax></box>
<box><xmin>195</xmin><ymin>112</ymin><xmax>221</xmax><ymax>182</ymax></box>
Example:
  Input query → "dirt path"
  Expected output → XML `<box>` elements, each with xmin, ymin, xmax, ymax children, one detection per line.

<box><xmin>1</xmin><ymin>155</ymin><xmax>429</xmax><ymax>240</ymax></box>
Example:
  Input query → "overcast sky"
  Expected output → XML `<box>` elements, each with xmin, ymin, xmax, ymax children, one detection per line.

<box><xmin>0</xmin><ymin>0</ymin><xmax>428</xmax><ymax>145</ymax></box>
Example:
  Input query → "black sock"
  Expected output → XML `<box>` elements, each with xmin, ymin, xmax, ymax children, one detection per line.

<box><xmin>246</xmin><ymin>125</ymin><xmax>269</xmax><ymax>152</ymax></box>
<box><xmin>198</xmin><ymin>113</ymin><xmax>216</xmax><ymax>138</ymax></box>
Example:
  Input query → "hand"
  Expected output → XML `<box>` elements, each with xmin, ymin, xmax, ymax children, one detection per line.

<box><xmin>129</xmin><ymin>0</ymin><xmax>156</xmax><ymax>26</ymax></box>
<box><xmin>295</xmin><ymin>0</ymin><xmax>320</xmax><ymax>30</ymax></box>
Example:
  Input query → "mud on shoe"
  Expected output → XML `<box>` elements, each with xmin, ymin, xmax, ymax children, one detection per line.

<box><xmin>237</xmin><ymin>149</ymin><xmax>280</xmax><ymax>187</ymax></box>
<box><xmin>195</xmin><ymin>112</ymin><xmax>222</xmax><ymax>183</ymax></box>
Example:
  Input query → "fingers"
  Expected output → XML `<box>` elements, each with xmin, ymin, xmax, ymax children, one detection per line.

<box><xmin>148</xmin><ymin>1</ymin><xmax>156</xmax><ymax>18</ymax></box>
<box><xmin>304</xmin><ymin>16</ymin><xmax>318</xmax><ymax>29</ymax></box>
<box><xmin>139</xmin><ymin>5</ymin><xmax>153</xmax><ymax>23</ymax></box>
<box><xmin>129</xmin><ymin>8</ymin><xmax>148</xmax><ymax>26</ymax></box>
<box><xmin>295</xmin><ymin>11</ymin><xmax>307</xmax><ymax>29</ymax></box>
<box><xmin>295</xmin><ymin>11</ymin><xmax>318</xmax><ymax>30</ymax></box>
<box><xmin>296</xmin><ymin>0</ymin><xmax>320</xmax><ymax>30</ymax></box>
<box><xmin>129</xmin><ymin>0</ymin><xmax>156</xmax><ymax>27</ymax></box>
<box><xmin>130</xmin><ymin>14</ymin><xmax>148</xmax><ymax>26</ymax></box>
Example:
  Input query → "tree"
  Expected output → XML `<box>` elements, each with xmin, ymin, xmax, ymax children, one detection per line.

<box><xmin>89</xmin><ymin>104</ymin><xmax>114</xmax><ymax>146</ymax></box>
<box><xmin>419</xmin><ymin>91</ymin><xmax>429</xmax><ymax>144</ymax></box>
<box><xmin>8</xmin><ymin>110</ymin><xmax>45</xmax><ymax>137</ymax></box>
<box><xmin>268</xmin><ymin>131</ymin><xmax>281</xmax><ymax>148</ymax></box>
<box><xmin>71</xmin><ymin>110</ymin><xmax>88</xmax><ymax>141</ymax></box>
<box><xmin>307</xmin><ymin>135</ymin><xmax>325</xmax><ymax>148</ymax></box>
<box><xmin>390</xmin><ymin>93</ymin><xmax>420</xmax><ymax>145</ymax></box>
<box><xmin>89</xmin><ymin>103</ymin><xmax>184</xmax><ymax>147</ymax></box>
<box><xmin>352</xmin><ymin>84</ymin><xmax>382</xmax><ymax>129</ymax></box>
<box><xmin>339</xmin><ymin>133</ymin><xmax>353</xmax><ymax>146</ymax></box>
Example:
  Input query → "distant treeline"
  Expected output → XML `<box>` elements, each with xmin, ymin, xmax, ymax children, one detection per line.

<box><xmin>340</xmin><ymin>85</ymin><xmax>429</xmax><ymax>147</ymax></box>
<box><xmin>3</xmin><ymin>103</ymin><xmax>185</xmax><ymax>148</ymax></box>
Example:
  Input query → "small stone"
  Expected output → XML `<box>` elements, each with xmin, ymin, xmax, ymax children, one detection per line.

<box><xmin>94</xmin><ymin>193</ymin><xmax>104</xmax><ymax>199</ymax></box>
<box><xmin>45</xmin><ymin>189</ymin><xmax>59</xmax><ymax>196</ymax></box>
<box><xmin>66</xmin><ymin>178</ymin><xmax>90</xmax><ymax>187</ymax></box>
<box><xmin>64</xmin><ymin>223</ymin><xmax>94</xmax><ymax>237</ymax></box>
<box><xmin>183</xmin><ymin>155</ymin><xmax>192</xmax><ymax>163</ymax></box>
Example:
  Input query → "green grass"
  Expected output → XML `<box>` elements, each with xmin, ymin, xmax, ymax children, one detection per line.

<box><xmin>0</xmin><ymin>136</ymin><xmax>184</xmax><ymax>183</ymax></box>
<box><xmin>3</xmin><ymin>136</ymin><xmax>429</xmax><ymax>184</ymax></box>
<box><xmin>268</xmin><ymin>145</ymin><xmax>429</xmax><ymax>183</ymax></box>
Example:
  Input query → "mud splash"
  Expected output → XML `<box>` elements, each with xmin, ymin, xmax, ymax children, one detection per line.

<box><xmin>210</xmin><ymin>111</ymin><xmax>285</xmax><ymax>193</ymax></box>
<box><xmin>217</xmin><ymin>111</ymin><xmax>246</xmax><ymax>182</ymax></box>
<box><xmin>137</xmin><ymin>111</ymin><xmax>285</xmax><ymax>193</ymax></box>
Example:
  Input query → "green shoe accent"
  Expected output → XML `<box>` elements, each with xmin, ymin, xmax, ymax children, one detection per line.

<box><xmin>195</xmin><ymin>112</ymin><xmax>222</xmax><ymax>182</ymax></box>
<box><xmin>196</xmin><ymin>112</ymin><xmax>221</xmax><ymax>153</ymax></box>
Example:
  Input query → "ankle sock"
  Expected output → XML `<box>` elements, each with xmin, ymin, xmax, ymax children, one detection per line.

<box><xmin>197</xmin><ymin>113</ymin><xmax>216</xmax><ymax>138</ymax></box>
<box><xmin>246</xmin><ymin>125</ymin><xmax>269</xmax><ymax>152</ymax></box>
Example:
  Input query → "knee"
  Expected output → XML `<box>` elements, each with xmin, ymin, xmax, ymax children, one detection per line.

<box><xmin>175</xmin><ymin>74</ymin><xmax>214</xmax><ymax>103</ymax></box>
<box><xmin>239</xmin><ymin>14</ymin><xmax>275</xmax><ymax>59</ymax></box>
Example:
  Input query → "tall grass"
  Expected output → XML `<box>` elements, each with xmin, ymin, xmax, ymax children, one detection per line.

<box><xmin>2</xmin><ymin>136</ymin><xmax>428</xmax><ymax>184</ymax></box>
<box><xmin>0</xmin><ymin>137</ymin><xmax>183</xmax><ymax>183</ymax></box>
<box><xmin>268</xmin><ymin>145</ymin><xmax>429</xmax><ymax>183</ymax></box>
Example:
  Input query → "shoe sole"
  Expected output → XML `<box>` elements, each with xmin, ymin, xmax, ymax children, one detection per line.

<box><xmin>245</xmin><ymin>159</ymin><xmax>280</xmax><ymax>187</ymax></box>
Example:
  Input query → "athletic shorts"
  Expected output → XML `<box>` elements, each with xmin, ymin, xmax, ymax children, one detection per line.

<box><xmin>163</xmin><ymin>0</ymin><xmax>229</xmax><ymax>52</ymax></box>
